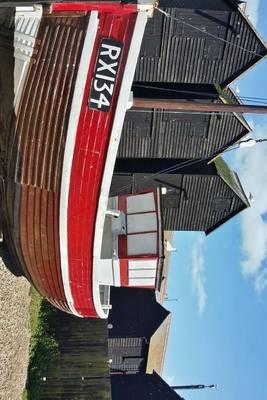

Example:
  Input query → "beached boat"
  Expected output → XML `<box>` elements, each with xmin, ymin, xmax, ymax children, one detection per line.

<box><xmin>0</xmin><ymin>1</ymin><xmax>164</xmax><ymax>318</ymax></box>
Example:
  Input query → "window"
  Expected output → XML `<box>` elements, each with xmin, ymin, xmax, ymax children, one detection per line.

<box><xmin>211</xmin><ymin>197</ymin><xmax>232</xmax><ymax>213</ymax></box>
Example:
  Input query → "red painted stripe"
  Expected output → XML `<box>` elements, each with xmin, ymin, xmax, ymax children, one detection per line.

<box><xmin>67</xmin><ymin>11</ymin><xmax>137</xmax><ymax>317</ymax></box>
<box><xmin>51</xmin><ymin>2</ymin><xmax>137</xmax><ymax>14</ymax></box>
<box><xmin>118</xmin><ymin>234</ymin><xmax>127</xmax><ymax>259</ymax></box>
<box><xmin>118</xmin><ymin>193</ymin><xmax>127</xmax><ymax>213</ymax></box>
<box><xmin>119</xmin><ymin>259</ymin><xmax>129</xmax><ymax>286</ymax></box>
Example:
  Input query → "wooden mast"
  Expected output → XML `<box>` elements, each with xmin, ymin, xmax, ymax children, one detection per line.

<box><xmin>132</xmin><ymin>99</ymin><xmax>267</xmax><ymax>114</ymax></box>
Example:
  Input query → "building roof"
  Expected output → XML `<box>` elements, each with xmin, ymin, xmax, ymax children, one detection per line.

<box><xmin>146</xmin><ymin>311</ymin><xmax>172</xmax><ymax>375</ymax></box>
<box><xmin>214</xmin><ymin>157</ymin><xmax>250</xmax><ymax>207</ymax></box>
<box><xmin>157</xmin><ymin>231</ymin><xmax>174</xmax><ymax>304</ymax></box>
<box><xmin>219</xmin><ymin>85</ymin><xmax>251</xmax><ymax>133</ymax></box>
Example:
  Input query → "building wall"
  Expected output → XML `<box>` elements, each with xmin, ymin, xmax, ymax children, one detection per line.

<box><xmin>38</xmin><ymin>310</ymin><xmax>111</xmax><ymax>400</ymax></box>
<box><xmin>111</xmin><ymin>171</ymin><xmax>246</xmax><ymax>233</ymax></box>
<box><xmin>108</xmin><ymin>287</ymin><xmax>170</xmax><ymax>374</ymax></box>
<box><xmin>134</xmin><ymin>5</ymin><xmax>266</xmax><ymax>86</ymax></box>
<box><xmin>108</xmin><ymin>287</ymin><xmax>169</xmax><ymax>338</ymax></box>
<box><xmin>119</xmin><ymin>84</ymin><xmax>249</xmax><ymax>160</ymax></box>
<box><xmin>111</xmin><ymin>372</ymin><xmax>184</xmax><ymax>400</ymax></box>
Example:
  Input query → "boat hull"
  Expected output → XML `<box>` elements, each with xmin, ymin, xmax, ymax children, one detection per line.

<box><xmin>0</xmin><ymin>3</ymin><xmax>151</xmax><ymax>317</ymax></box>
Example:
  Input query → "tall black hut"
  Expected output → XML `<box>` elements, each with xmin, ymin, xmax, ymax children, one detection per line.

<box><xmin>111</xmin><ymin>157</ymin><xmax>250</xmax><ymax>233</ymax></box>
<box><xmin>135</xmin><ymin>0</ymin><xmax>267</xmax><ymax>86</ymax></box>
<box><xmin>108</xmin><ymin>287</ymin><xmax>171</xmax><ymax>375</ymax></box>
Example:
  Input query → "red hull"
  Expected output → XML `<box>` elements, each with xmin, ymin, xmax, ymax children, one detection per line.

<box><xmin>67</xmin><ymin>11</ymin><xmax>136</xmax><ymax>317</ymax></box>
<box><xmin>0</xmin><ymin>2</ymin><xmax>151</xmax><ymax>316</ymax></box>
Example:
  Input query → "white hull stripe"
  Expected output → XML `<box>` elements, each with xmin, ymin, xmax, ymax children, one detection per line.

<box><xmin>92</xmin><ymin>11</ymin><xmax>149</xmax><ymax>318</ymax></box>
<box><xmin>59</xmin><ymin>12</ymin><xmax>99</xmax><ymax>317</ymax></box>
<box><xmin>14</xmin><ymin>6</ymin><xmax>43</xmax><ymax>112</ymax></box>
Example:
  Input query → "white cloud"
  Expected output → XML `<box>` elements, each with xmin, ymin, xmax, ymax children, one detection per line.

<box><xmin>191</xmin><ymin>235</ymin><xmax>207</xmax><ymax>316</ymax></box>
<box><xmin>245</xmin><ymin>0</ymin><xmax>260</xmax><ymax>27</ymax></box>
<box><xmin>234</xmin><ymin>117</ymin><xmax>267</xmax><ymax>293</ymax></box>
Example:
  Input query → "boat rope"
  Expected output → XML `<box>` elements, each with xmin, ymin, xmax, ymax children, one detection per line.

<box><xmin>110</xmin><ymin>142</ymin><xmax>235</xmax><ymax>195</ymax></box>
<box><xmin>157</xmin><ymin>8</ymin><xmax>266</xmax><ymax>60</ymax></box>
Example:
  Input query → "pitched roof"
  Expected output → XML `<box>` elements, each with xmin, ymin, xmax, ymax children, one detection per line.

<box><xmin>146</xmin><ymin>312</ymin><xmax>172</xmax><ymax>375</ymax></box>
<box><xmin>214</xmin><ymin>157</ymin><xmax>250</xmax><ymax>208</ymax></box>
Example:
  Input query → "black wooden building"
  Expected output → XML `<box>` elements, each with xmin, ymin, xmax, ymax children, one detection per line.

<box><xmin>111</xmin><ymin>157</ymin><xmax>250</xmax><ymax>233</ymax></box>
<box><xmin>112</xmin><ymin>372</ymin><xmax>184</xmax><ymax>400</ymax></box>
<box><xmin>134</xmin><ymin>0</ymin><xmax>267</xmax><ymax>86</ymax></box>
<box><xmin>36</xmin><ymin>308</ymin><xmax>111</xmax><ymax>400</ymax></box>
<box><xmin>108</xmin><ymin>287</ymin><xmax>171</xmax><ymax>375</ymax></box>
<box><xmin>119</xmin><ymin>83</ymin><xmax>250</xmax><ymax>160</ymax></box>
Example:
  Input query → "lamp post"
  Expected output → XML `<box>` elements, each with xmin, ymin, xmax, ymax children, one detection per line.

<box><xmin>171</xmin><ymin>384</ymin><xmax>217</xmax><ymax>390</ymax></box>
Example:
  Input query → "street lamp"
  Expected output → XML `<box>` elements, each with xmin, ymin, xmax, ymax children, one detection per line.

<box><xmin>171</xmin><ymin>384</ymin><xmax>217</xmax><ymax>390</ymax></box>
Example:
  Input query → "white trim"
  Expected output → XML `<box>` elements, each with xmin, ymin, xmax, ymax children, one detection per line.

<box><xmin>137</xmin><ymin>0</ymin><xmax>155</xmax><ymax>17</ymax></box>
<box><xmin>14</xmin><ymin>5</ymin><xmax>43</xmax><ymax>111</ymax></box>
<box><xmin>113</xmin><ymin>259</ymin><xmax>121</xmax><ymax>287</ymax></box>
<box><xmin>59</xmin><ymin>12</ymin><xmax>99</xmax><ymax>317</ymax></box>
<box><xmin>93</xmin><ymin>11</ymin><xmax>149</xmax><ymax>318</ymax></box>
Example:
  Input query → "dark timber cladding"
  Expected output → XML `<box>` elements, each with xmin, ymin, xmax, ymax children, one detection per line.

<box><xmin>111</xmin><ymin>157</ymin><xmax>250</xmax><ymax>234</ymax></box>
<box><xmin>118</xmin><ymin>84</ymin><xmax>250</xmax><ymax>160</ymax></box>
<box><xmin>112</xmin><ymin>372</ymin><xmax>185</xmax><ymax>400</ymax></box>
<box><xmin>134</xmin><ymin>0</ymin><xmax>267</xmax><ymax>86</ymax></box>
<box><xmin>38</xmin><ymin>310</ymin><xmax>111</xmax><ymax>400</ymax></box>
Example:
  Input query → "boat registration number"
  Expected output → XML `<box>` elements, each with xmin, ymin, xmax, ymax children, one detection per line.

<box><xmin>89</xmin><ymin>38</ymin><xmax>123</xmax><ymax>112</ymax></box>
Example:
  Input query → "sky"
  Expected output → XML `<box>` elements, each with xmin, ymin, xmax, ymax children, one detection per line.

<box><xmin>163</xmin><ymin>2</ymin><xmax>267</xmax><ymax>400</ymax></box>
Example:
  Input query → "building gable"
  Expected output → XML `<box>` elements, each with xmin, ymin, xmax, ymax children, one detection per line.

<box><xmin>119</xmin><ymin>84</ymin><xmax>250</xmax><ymax>160</ymax></box>
<box><xmin>134</xmin><ymin>4</ymin><xmax>267</xmax><ymax>86</ymax></box>
<box><xmin>111</xmin><ymin>161</ymin><xmax>249</xmax><ymax>234</ymax></box>
<box><xmin>108</xmin><ymin>287</ymin><xmax>171</xmax><ymax>374</ymax></box>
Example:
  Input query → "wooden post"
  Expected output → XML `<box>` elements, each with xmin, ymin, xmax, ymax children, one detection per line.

<box><xmin>132</xmin><ymin>98</ymin><xmax>267</xmax><ymax>114</ymax></box>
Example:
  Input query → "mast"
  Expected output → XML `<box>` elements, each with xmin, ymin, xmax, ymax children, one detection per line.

<box><xmin>132</xmin><ymin>99</ymin><xmax>267</xmax><ymax>114</ymax></box>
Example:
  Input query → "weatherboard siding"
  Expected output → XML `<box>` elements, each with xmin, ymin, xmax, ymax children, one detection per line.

<box><xmin>119</xmin><ymin>106</ymin><xmax>248</xmax><ymax>160</ymax></box>
<box><xmin>134</xmin><ymin>6</ymin><xmax>267</xmax><ymax>86</ymax></box>
<box><xmin>39</xmin><ymin>310</ymin><xmax>111</xmax><ymax>400</ymax></box>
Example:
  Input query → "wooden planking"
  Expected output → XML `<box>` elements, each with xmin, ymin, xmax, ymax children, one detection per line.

<box><xmin>14</xmin><ymin>16</ymin><xmax>87</xmax><ymax>192</ymax></box>
<box><xmin>38</xmin><ymin>310</ymin><xmax>111</xmax><ymax>400</ymax></box>
<box><xmin>2</xmin><ymin>14</ymin><xmax>88</xmax><ymax>303</ymax></box>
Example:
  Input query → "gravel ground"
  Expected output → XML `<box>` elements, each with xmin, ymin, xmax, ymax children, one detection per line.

<box><xmin>0</xmin><ymin>259</ymin><xmax>31</xmax><ymax>400</ymax></box>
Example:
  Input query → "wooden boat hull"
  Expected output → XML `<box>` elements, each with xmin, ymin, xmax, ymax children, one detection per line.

<box><xmin>0</xmin><ymin>2</ymin><xmax>153</xmax><ymax>317</ymax></box>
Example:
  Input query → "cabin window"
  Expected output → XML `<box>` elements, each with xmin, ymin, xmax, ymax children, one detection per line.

<box><xmin>127</xmin><ymin>213</ymin><xmax>157</xmax><ymax>234</ymax></box>
<box><xmin>211</xmin><ymin>197</ymin><xmax>232</xmax><ymax>213</ymax></box>
<box><xmin>124</xmin><ymin>192</ymin><xmax>159</xmax><ymax>258</ymax></box>
<box><xmin>127</xmin><ymin>232</ymin><xmax>157</xmax><ymax>256</ymax></box>
<box><xmin>127</xmin><ymin>192</ymin><xmax>156</xmax><ymax>213</ymax></box>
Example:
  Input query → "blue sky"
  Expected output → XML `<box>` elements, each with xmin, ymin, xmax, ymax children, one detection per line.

<box><xmin>163</xmin><ymin>2</ymin><xmax>267</xmax><ymax>400</ymax></box>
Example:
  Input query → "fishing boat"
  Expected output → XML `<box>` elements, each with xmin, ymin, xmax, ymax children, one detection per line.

<box><xmin>0</xmin><ymin>1</ymin><xmax>164</xmax><ymax>318</ymax></box>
